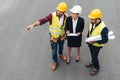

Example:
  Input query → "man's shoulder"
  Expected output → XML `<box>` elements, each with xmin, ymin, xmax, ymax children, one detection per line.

<box><xmin>64</xmin><ymin>13</ymin><xmax>68</xmax><ymax>16</ymax></box>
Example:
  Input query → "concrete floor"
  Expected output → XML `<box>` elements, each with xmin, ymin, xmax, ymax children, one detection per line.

<box><xmin>0</xmin><ymin>0</ymin><xmax>120</xmax><ymax>80</ymax></box>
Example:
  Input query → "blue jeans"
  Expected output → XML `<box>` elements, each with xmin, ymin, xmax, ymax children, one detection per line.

<box><xmin>50</xmin><ymin>39</ymin><xmax>64</xmax><ymax>62</ymax></box>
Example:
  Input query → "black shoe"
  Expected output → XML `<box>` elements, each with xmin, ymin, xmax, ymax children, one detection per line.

<box><xmin>66</xmin><ymin>58</ymin><xmax>70</xmax><ymax>64</ymax></box>
<box><xmin>75</xmin><ymin>59</ymin><xmax>79</xmax><ymax>62</ymax></box>
<box><xmin>66</xmin><ymin>61</ymin><xmax>70</xmax><ymax>64</ymax></box>
<box><xmin>75</xmin><ymin>56</ymin><xmax>80</xmax><ymax>63</ymax></box>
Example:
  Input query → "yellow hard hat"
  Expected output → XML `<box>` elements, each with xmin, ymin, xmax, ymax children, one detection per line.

<box><xmin>88</xmin><ymin>9</ymin><xmax>102</xmax><ymax>19</ymax></box>
<box><xmin>56</xmin><ymin>2</ymin><xmax>68</xmax><ymax>12</ymax></box>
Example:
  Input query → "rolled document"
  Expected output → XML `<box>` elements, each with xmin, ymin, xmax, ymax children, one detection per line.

<box><xmin>108</xmin><ymin>31</ymin><xmax>114</xmax><ymax>36</ymax></box>
<box><xmin>85</xmin><ymin>35</ymin><xmax>115</xmax><ymax>42</ymax></box>
<box><xmin>67</xmin><ymin>33</ymin><xmax>78</xmax><ymax>36</ymax></box>
<box><xmin>85</xmin><ymin>31</ymin><xmax>115</xmax><ymax>42</ymax></box>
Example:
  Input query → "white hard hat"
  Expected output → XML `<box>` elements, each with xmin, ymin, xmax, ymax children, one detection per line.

<box><xmin>70</xmin><ymin>5</ymin><xmax>82</xmax><ymax>14</ymax></box>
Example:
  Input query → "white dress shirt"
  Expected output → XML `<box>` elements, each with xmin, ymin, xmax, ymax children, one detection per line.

<box><xmin>59</xmin><ymin>15</ymin><xmax>64</xmax><ymax>26</ymax></box>
<box><xmin>72</xmin><ymin>18</ymin><xmax>78</xmax><ymax>33</ymax></box>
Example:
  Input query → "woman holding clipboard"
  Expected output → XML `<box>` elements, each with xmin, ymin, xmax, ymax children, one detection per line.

<box><xmin>65</xmin><ymin>5</ymin><xmax>84</xmax><ymax>64</ymax></box>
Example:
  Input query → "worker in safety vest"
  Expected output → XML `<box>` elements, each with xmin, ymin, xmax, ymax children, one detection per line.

<box><xmin>26</xmin><ymin>2</ymin><xmax>68</xmax><ymax>71</ymax></box>
<box><xmin>85</xmin><ymin>9</ymin><xmax>109</xmax><ymax>75</ymax></box>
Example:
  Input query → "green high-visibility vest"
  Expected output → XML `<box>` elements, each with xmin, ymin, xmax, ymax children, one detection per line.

<box><xmin>89</xmin><ymin>21</ymin><xmax>106</xmax><ymax>47</ymax></box>
<box><xmin>49</xmin><ymin>12</ymin><xmax>67</xmax><ymax>38</ymax></box>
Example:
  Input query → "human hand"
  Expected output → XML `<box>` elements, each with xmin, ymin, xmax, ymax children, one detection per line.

<box><xmin>26</xmin><ymin>25</ymin><xmax>34</xmax><ymax>31</ymax></box>
<box><xmin>66</xmin><ymin>30</ymin><xmax>70</xmax><ymax>35</ymax></box>
<box><xmin>61</xmin><ymin>35</ymin><xmax>66</xmax><ymax>41</ymax></box>
<box><xmin>87</xmin><ymin>41</ymin><xmax>95</xmax><ymax>44</ymax></box>
<box><xmin>76</xmin><ymin>32</ymin><xmax>80</xmax><ymax>36</ymax></box>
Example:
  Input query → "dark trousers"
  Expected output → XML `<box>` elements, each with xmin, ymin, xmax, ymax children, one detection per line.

<box><xmin>50</xmin><ymin>39</ymin><xmax>64</xmax><ymax>63</ymax></box>
<box><xmin>89</xmin><ymin>45</ymin><xmax>101</xmax><ymax>70</ymax></box>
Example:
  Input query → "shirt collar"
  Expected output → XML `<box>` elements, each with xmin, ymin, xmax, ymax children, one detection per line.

<box><xmin>72</xmin><ymin>17</ymin><xmax>78</xmax><ymax>22</ymax></box>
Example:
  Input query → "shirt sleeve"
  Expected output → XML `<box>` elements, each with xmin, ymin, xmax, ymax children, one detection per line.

<box><xmin>79</xmin><ymin>18</ymin><xmax>84</xmax><ymax>33</ymax></box>
<box><xmin>39</xmin><ymin>13</ymin><xmax>52</xmax><ymax>25</ymax></box>
<box><xmin>97</xmin><ymin>27</ymin><xmax>109</xmax><ymax>44</ymax></box>
<box><xmin>65</xmin><ymin>17</ymin><xmax>70</xmax><ymax>31</ymax></box>
<box><xmin>87</xmin><ymin>31</ymin><xmax>89</xmax><ymax>38</ymax></box>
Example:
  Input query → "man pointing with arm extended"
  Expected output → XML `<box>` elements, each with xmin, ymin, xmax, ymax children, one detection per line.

<box><xmin>26</xmin><ymin>2</ymin><xmax>68</xmax><ymax>71</ymax></box>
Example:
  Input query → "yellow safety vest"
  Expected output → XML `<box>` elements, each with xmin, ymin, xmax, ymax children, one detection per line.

<box><xmin>89</xmin><ymin>21</ymin><xmax>106</xmax><ymax>47</ymax></box>
<box><xmin>49</xmin><ymin>12</ymin><xmax>67</xmax><ymax>38</ymax></box>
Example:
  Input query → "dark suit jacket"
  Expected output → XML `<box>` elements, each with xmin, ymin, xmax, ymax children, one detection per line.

<box><xmin>65</xmin><ymin>16</ymin><xmax>84</xmax><ymax>47</ymax></box>
<box><xmin>65</xmin><ymin>16</ymin><xmax>84</xmax><ymax>36</ymax></box>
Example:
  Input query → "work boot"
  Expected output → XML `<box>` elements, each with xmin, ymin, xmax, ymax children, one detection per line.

<box><xmin>52</xmin><ymin>62</ymin><xmax>58</xmax><ymax>71</ymax></box>
<box><xmin>90</xmin><ymin>69</ymin><xmax>98</xmax><ymax>75</ymax></box>
<box><xmin>85</xmin><ymin>63</ymin><xmax>93</xmax><ymax>67</ymax></box>
<box><xmin>59</xmin><ymin>55</ymin><xmax>67</xmax><ymax>61</ymax></box>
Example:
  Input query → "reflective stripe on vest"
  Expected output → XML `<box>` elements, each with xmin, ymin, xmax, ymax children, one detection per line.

<box><xmin>49</xmin><ymin>12</ymin><xmax>67</xmax><ymax>38</ymax></box>
<box><xmin>89</xmin><ymin>21</ymin><xmax>106</xmax><ymax>47</ymax></box>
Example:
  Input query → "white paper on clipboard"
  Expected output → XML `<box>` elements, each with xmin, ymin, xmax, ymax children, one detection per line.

<box><xmin>67</xmin><ymin>33</ymin><xmax>78</xmax><ymax>36</ymax></box>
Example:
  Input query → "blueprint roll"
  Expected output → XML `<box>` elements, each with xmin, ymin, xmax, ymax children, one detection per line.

<box><xmin>85</xmin><ymin>31</ymin><xmax>115</xmax><ymax>42</ymax></box>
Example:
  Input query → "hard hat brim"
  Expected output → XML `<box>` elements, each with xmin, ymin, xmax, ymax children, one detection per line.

<box><xmin>88</xmin><ymin>15</ymin><xmax>96</xmax><ymax>19</ymax></box>
<box><xmin>70</xmin><ymin>9</ymin><xmax>81</xmax><ymax>14</ymax></box>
